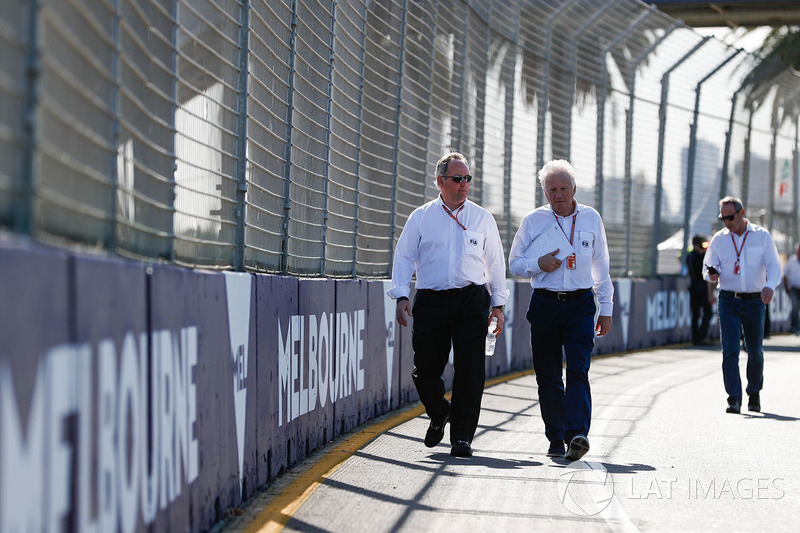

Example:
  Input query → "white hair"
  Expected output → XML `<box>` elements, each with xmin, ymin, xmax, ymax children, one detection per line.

<box><xmin>538</xmin><ymin>159</ymin><xmax>576</xmax><ymax>190</ymax></box>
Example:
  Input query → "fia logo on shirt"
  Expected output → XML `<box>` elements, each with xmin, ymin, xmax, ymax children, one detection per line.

<box><xmin>469</xmin><ymin>237</ymin><xmax>478</xmax><ymax>246</ymax></box>
<box><xmin>581</xmin><ymin>239</ymin><xmax>590</xmax><ymax>249</ymax></box>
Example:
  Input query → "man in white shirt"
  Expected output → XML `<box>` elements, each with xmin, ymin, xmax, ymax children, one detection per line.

<box><xmin>387</xmin><ymin>152</ymin><xmax>508</xmax><ymax>458</ymax></box>
<box><xmin>782</xmin><ymin>243</ymin><xmax>800</xmax><ymax>335</ymax></box>
<box><xmin>704</xmin><ymin>196</ymin><xmax>781</xmax><ymax>414</ymax></box>
<box><xmin>508</xmin><ymin>159</ymin><xmax>613</xmax><ymax>461</ymax></box>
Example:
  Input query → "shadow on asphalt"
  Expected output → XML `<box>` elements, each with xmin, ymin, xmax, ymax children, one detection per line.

<box><xmin>764</xmin><ymin>343</ymin><xmax>800</xmax><ymax>352</ymax></box>
<box><xmin>548</xmin><ymin>458</ymin><xmax>656</xmax><ymax>474</ymax></box>
<box><xmin>597</xmin><ymin>462</ymin><xmax>657</xmax><ymax>474</ymax></box>
<box><xmin>424</xmin><ymin>452</ymin><xmax>543</xmax><ymax>469</ymax></box>
<box><xmin>743</xmin><ymin>411</ymin><xmax>800</xmax><ymax>421</ymax></box>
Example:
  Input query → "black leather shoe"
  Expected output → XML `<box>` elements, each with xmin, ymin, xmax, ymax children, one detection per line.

<box><xmin>748</xmin><ymin>393</ymin><xmax>760</xmax><ymax>412</ymax></box>
<box><xmin>726</xmin><ymin>397</ymin><xmax>741</xmax><ymax>414</ymax></box>
<box><xmin>450</xmin><ymin>440</ymin><xmax>472</xmax><ymax>457</ymax></box>
<box><xmin>547</xmin><ymin>441</ymin><xmax>565</xmax><ymax>457</ymax></box>
<box><xmin>565</xmin><ymin>435</ymin><xmax>590</xmax><ymax>461</ymax></box>
<box><xmin>424</xmin><ymin>410</ymin><xmax>449</xmax><ymax>448</ymax></box>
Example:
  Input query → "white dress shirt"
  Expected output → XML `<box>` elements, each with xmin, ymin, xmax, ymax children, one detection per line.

<box><xmin>386</xmin><ymin>196</ymin><xmax>509</xmax><ymax>308</ymax></box>
<box><xmin>703</xmin><ymin>220</ymin><xmax>781</xmax><ymax>292</ymax></box>
<box><xmin>508</xmin><ymin>202</ymin><xmax>614</xmax><ymax>316</ymax></box>
<box><xmin>784</xmin><ymin>255</ymin><xmax>800</xmax><ymax>289</ymax></box>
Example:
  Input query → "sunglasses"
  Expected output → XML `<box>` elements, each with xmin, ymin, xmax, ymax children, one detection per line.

<box><xmin>719</xmin><ymin>213</ymin><xmax>737</xmax><ymax>221</ymax></box>
<box><xmin>441</xmin><ymin>174</ymin><xmax>472</xmax><ymax>183</ymax></box>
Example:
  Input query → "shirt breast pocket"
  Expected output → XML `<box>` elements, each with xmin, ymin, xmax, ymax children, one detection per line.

<box><xmin>746</xmin><ymin>248</ymin><xmax>760</xmax><ymax>265</ymax></box>
<box><xmin>578</xmin><ymin>231</ymin><xmax>594</xmax><ymax>256</ymax></box>
<box><xmin>464</xmin><ymin>230</ymin><xmax>483</xmax><ymax>257</ymax></box>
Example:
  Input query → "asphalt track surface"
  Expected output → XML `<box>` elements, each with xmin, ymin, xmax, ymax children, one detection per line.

<box><xmin>220</xmin><ymin>335</ymin><xmax>800</xmax><ymax>532</ymax></box>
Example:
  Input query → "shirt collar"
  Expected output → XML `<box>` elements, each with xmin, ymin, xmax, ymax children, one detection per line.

<box><xmin>722</xmin><ymin>219</ymin><xmax>754</xmax><ymax>236</ymax></box>
<box><xmin>437</xmin><ymin>195</ymin><xmax>467</xmax><ymax>212</ymax></box>
<box><xmin>547</xmin><ymin>201</ymin><xmax>580</xmax><ymax>218</ymax></box>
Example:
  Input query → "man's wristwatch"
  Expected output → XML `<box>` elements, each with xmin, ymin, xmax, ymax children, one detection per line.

<box><xmin>492</xmin><ymin>305</ymin><xmax>504</xmax><ymax>311</ymax></box>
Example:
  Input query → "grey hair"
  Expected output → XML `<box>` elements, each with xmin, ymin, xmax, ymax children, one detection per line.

<box><xmin>538</xmin><ymin>159</ymin><xmax>576</xmax><ymax>190</ymax></box>
<box><xmin>719</xmin><ymin>196</ymin><xmax>744</xmax><ymax>213</ymax></box>
<box><xmin>434</xmin><ymin>152</ymin><xmax>469</xmax><ymax>189</ymax></box>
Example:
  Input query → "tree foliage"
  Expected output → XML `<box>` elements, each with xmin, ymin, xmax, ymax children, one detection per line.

<box><xmin>742</xmin><ymin>26</ymin><xmax>800</xmax><ymax>124</ymax></box>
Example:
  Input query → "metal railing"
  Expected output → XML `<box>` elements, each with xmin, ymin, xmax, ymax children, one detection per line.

<box><xmin>2</xmin><ymin>0</ymin><xmax>799</xmax><ymax>278</ymax></box>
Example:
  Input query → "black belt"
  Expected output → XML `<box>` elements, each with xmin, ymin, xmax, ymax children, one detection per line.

<box><xmin>720</xmin><ymin>290</ymin><xmax>761</xmax><ymax>300</ymax></box>
<box><xmin>534</xmin><ymin>288</ymin><xmax>592</xmax><ymax>301</ymax></box>
<box><xmin>418</xmin><ymin>283</ymin><xmax>478</xmax><ymax>296</ymax></box>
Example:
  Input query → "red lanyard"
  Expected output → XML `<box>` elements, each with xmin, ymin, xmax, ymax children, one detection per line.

<box><xmin>730</xmin><ymin>231</ymin><xmax>749</xmax><ymax>262</ymax></box>
<box><xmin>442</xmin><ymin>204</ymin><xmax>466</xmax><ymax>231</ymax></box>
<box><xmin>554</xmin><ymin>212</ymin><xmax>577</xmax><ymax>245</ymax></box>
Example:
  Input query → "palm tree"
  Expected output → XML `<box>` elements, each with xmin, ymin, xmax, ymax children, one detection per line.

<box><xmin>737</xmin><ymin>26</ymin><xmax>800</xmax><ymax>243</ymax></box>
<box><xmin>741</xmin><ymin>26</ymin><xmax>800</xmax><ymax>123</ymax></box>
<box><xmin>517</xmin><ymin>2</ymin><xmax>669</xmax><ymax>165</ymax></box>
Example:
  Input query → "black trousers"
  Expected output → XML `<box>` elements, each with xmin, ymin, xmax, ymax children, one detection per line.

<box><xmin>689</xmin><ymin>288</ymin><xmax>712</xmax><ymax>343</ymax></box>
<box><xmin>411</xmin><ymin>283</ymin><xmax>490</xmax><ymax>444</ymax></box>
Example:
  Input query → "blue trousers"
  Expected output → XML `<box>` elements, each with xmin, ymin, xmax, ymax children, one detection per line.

<box><xmin>527</xmin><ymin>290</ymin><xmax>596</xmax><ymax>445</ymax></box>
<box><xmin>718</xmin><ymin>292</ymin><xmax>764</xmax><ymax>400</ymax></box>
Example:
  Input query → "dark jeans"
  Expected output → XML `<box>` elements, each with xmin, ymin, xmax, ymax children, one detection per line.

<box><xmin>527</xmin><ymin>290</ymin><xmax>596</xmax><ymax>446</ymax></box>
<box><xmin>718</xmin><ymin>291</ymin><xmax>764</xmax><ymax>400</ymax></box>
<box><xmin>411</xmin><ymin>283</ymin><xmax>490</xmax><ymax>444</ymax></box>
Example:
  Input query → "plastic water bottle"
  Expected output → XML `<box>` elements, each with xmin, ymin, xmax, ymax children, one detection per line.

<box><xmin>485</xmin><ymin>317</ymin><xmax>498</xmax><ymax>356</ymax></box>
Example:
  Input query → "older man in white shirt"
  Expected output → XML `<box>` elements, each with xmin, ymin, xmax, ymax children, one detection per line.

<box><xmin>387</xmin><ymin>151</ymin><xmax>508</xmax><ymax>458</ymax></box>
<box><xmin>508</xmin><ymin>159</ymin><xmax>613</xmax><ymax>462</ymax></box>
<box><xmin>704</xmin><ymin>196</ymin><xmax>781</xmax><ymax>414</ymax></box>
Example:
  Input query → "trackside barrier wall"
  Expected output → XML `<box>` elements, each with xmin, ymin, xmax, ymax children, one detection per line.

<box><xmin>0</xmin><ymin>240</ymin><xmax>792</xmax><ymax>531</ymax></box>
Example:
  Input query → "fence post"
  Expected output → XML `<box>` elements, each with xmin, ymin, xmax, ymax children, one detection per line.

<box><xmin>423</xmin><ymin>2</ymin><xmax>439</xmax><ymax>204</ymax></box>
<box><xmin>503</xmin><ymin>2</ymin><xmax>521</xmax><ymax>253</ymax></box>
<box><xmin>682</xmin><ymin>48</ymin><xmax>743</xmax><ymax>260</ymax></box>
<box><xmin>350</xmin><ymin>0</ymin><xmax>369</xmax><ymax>278</ymax></box>
<box><xmin>167</xmin><ymin>0</ymin><xmax>179</xmax><ymax>262</ymax></box>
<box><xmin>280</xmin><ymin>0</ymin><xmax>299</xmax><ymax>274</ymax></box>
<box><xmin>768</xmin><ymin>104</ymin><xmax>778</xmax><ymax>231</ymax></box>
<box><xmin>742</xmin><ymin>106</ymin><xmax>754</xmax><ymax>209</ymax></box>
<box><xmin>621</xmin><ymin>22</ymin><xmax>680</xmax><ymax>276</ymax></box>
<box><xmin>653</xmin><ymin>36</ymin><xmax>710</xmax><ymax>274</ymax></box>
<box><xmin>16</xmin><ymin>0</ymin><xmax>41</xmax><ymax>235</ymax></box>
<box><xmin>536</xmin><ymin>0</ymin><xmax>577</xmax><ymax>207</ymax></box>
<box><xmin>719</xmin><ymin>68</ymin><xmax>773</xmax><ymax>200</ymax></box>
<box><xmin>319</xmin><ymin>1</ymin><xmax>338</xmax><ymax>276</ymax></box>
<box><xmin>586</xmin><ymin>5</ymin><xmax>651</xmax><ymax>275</ymax></box>
<box><xmin>387</xmin><ymin>0</ymin><xmax>409</xmax><ymax>275</ymax></box>
<box><xmin>611</xmin><ymin>8</ymin><xmax>654</xmax><ymax>276</ymax></box>
<box><xmin>720</xmin><ymin>87</ymin><xmax>746</xmax><ymax>201</ymax></box>
<box><xmin>565</xmin><ymin>0</ymin><xmax>617</xmax><ymax>162</ymax></box>
<box><xmin>107</xmin><ymin>0</ymin><xmax>122</xmax><ymax>252</ymax></box>
<box><xmin>454</xmin><ymin>2</ymin><xmax>469</xmax><ymax>151</ymax></box>
<box><xmin>233</xmin><ymin>0</ymin><xmax>250</xmax><ymax>272</ymax></box>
